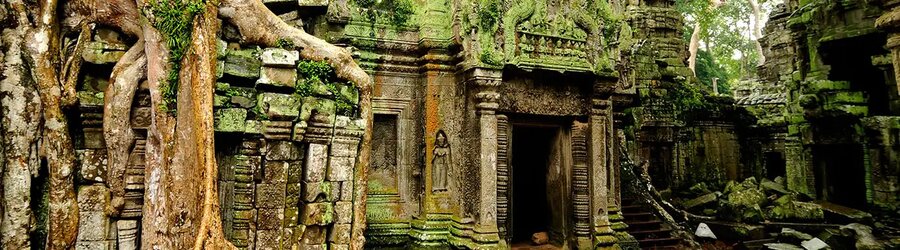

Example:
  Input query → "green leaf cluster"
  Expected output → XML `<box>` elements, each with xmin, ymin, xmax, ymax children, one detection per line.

<box><xmin>353</xmin><ymin>0</ymin><xmax>415</xmax><ymax>27</ymax></box>
<box><xmin>146</xmin><ymin>0</ymin><xmax>207</xmax><ymax>113</ymax></box>
<box><xmin>296</xmin><ymin>60</ymin><xmax>357</xmax><ymax>116</ymax></box>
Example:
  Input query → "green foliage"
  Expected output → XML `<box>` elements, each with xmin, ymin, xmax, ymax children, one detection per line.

<box><xmin>479</xmin><ymin>49</ymin><xmax>502</xmax><ymax>66</ymax></box>
<box><xmin>353</xmin><ymin>0</ymin><xmax>415</xmax><ymax>27</ymax></box>
<box><xmin>296</xmin><ymin>60</ymin><xmax>358</xmax><ymax>116</ymax></box>
<box><xmin>297</xmin><ymin>60</ymin><xmax>334</xmax><ymax>82</ymax></box>
<box><xmin>275</xmin><ymin>38</ymin><xmax>295</xmax><ymax>49</ymax></box>
<box><xmin>251</xmin><ymin>105</ymin><xmax>269</xmax><ymax>120</ymax></box>
<box><xmin>677</xmin><ymin>0</ymin><xmax>775</xmax><ymax>85</ymax></box>
<box><xmin>671</xmin><ymin>79</ymin><xmax>711</xmax><ymax>112</ymax></box>
<box><xmin>695</xmin><ymin>50</ymin><xmax>731</xmax><ymax>94</ymax></box>
<box><xmin>478</xmin><ymin>0</ymin><xmax>501</xmax><ymax>30</ymax></box>
<box><xmin>146</xmin><ymin>0</ymin><xmax>207</xmax><ymax>113</ymax></box>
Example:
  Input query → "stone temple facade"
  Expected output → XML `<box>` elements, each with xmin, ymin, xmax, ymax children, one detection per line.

<box><xmin>63</xmin><ymin>0</ymin><xmax>900</xmax><ymax>249</ymax></box>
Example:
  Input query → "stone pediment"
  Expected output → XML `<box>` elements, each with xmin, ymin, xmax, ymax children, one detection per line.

<box><xmin>504</xmin><ymin>0</ymin><xmax>600</xmax><ymax>73</ymax></box>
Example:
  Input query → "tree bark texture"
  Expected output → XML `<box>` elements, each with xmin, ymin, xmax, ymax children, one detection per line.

<box><xmin>1</xmin><ymin>0</ymin><xmax>374</xmax><ymax>248</ymax></box>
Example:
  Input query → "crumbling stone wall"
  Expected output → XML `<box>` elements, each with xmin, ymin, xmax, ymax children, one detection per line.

<box><xmin>735</xmin><ymin>0</ymin><xmax>900</xmax><ymax>210</ymax></box>
<box><xmin>70</xmin><ymin>1</ymin><xmax>366</xmax><ymax>247</ymax></box>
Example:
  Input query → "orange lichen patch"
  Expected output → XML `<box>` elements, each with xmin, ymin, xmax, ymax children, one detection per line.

<box><xmin>373</xmin><ymin>74</ymin><xmax>384</xmax><ymax>97</ymax></box>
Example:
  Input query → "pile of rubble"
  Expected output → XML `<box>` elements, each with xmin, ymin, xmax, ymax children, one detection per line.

<box><xmin>676</xmin><ymin>177</ymin><xmax>826</xmax><ymax>223</ymax></box>
<box><xmin>671</xmin><ymin>177</ymin><xmax>896</xmax><ymax>249</ymax></box>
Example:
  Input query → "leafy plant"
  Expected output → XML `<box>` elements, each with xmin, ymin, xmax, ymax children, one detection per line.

<box><xmin>146</xmin><ymin>0</ymin><xmax>207</xmax><ymax>113</ymax></box>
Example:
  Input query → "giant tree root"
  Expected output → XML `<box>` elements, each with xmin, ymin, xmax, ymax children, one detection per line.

<box><xmin>219</xmin><ymin>1</ymin><xmax>374</xmax><ymax>248</ymax></box>
<box><xmin>104</xmin><ymin>40</ymin><xmax>146</xmax><ymax>214</ymax></box>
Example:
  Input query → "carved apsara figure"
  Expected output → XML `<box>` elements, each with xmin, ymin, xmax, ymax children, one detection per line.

<box><xmin>432</xmin><ymin>130</ymin><xmax>451</xmax><ymax>192</ymax></box>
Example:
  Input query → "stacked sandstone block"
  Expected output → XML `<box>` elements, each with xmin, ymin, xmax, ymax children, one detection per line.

<box><xmin>214</xmin><ymin>41</ymin><xmax>363</xmax><ymax>250</ymax></box>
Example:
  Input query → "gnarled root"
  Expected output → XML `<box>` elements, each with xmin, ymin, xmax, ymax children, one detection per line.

<box><xmin>218</xmin><ymin>1</ymin><xmax>374</xmax><ymax>248</ymax></box>
<box><xmin>103</xmin><ymin>40</ymin><xmax>146</xmax><ymax>215</ymax></box>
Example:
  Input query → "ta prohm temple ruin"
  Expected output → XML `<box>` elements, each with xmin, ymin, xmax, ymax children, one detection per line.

<box><xmin>1</xmin><ymin>0</ymin><xmax>900</xmax><ymax>249</ymax></box>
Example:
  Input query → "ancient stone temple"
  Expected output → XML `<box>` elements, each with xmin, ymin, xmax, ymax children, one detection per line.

<box><xmin>17</xmin><ymin>0</ymin><xmax>900</xmax><ymax>249</ymax></box>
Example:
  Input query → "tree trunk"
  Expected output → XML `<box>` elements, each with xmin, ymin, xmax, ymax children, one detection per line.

<box><xmin>0</xmin><ymin>12</ymin><xmax>43</xmax><ymax>249</ymax></box>
<box><xmin>20</xmin><ymin>0</ymin><xmax>81</xmax><ymax>248</ymax></box>
<box><xmin>2</xmin><ymin>0</ymin><xmax>374</xmax><ymax>248</ymax></box>
<box><xmin>140</xmin><ymin>1</ymin><xmax>233</xmax><ymax>249</ymax></box>
<box><xmin>748</xmin><ymin>0</ymin><xmax>766</xmax><ymax>66</ymax></box>
<box><xmin>688</xmin><ymin>23</ymin><xmax>702</xmax><ymax>74</ymax></box>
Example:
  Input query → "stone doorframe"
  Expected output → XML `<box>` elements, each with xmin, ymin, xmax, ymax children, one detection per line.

<box><xmin>463</xmin><ymin>66</ymin><xmax>621</xmax><ymax>249</ymax></box>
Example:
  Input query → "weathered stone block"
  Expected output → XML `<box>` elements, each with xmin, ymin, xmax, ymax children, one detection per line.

<box><xmin>329</xmin><ymin>142</ymin><xmax>358</xmax><ymax>158</ymax></box>
<box><xmin>287</xmin><ymin>160</ymin><xmax>304</xmax><ymax>183</ymax></box>
<box><xmin>258</xmin><ymin>208</ymin><xmax>285</xmax><ymax>230</ymax></box>
<box><xmin>327</xmin><ymin>156</ymin><xmax>353</xmax><ymax>181</ymax></box>
<box><xmin>284</xmin><ymin>207</ymin><xmax>300</xmax><ymax>227</ymax></box>
<box><xmin>77</xmin><ymin>150</ymin><xmax>108</xmax><ymax>183</ymax></box>
<box><xmin>258</xmin><ymin>67</ymin><xmax>298</xmax><ymax>88</ymax></box>
<box><xmin>328</xmin><ymin>223</ymin><xmax>351</xmax><ymax>244</ymax></box>
<box><xmin>116</xmin><ymin>220</ymin><xmax>139</xmax><ymax>250</ymax></box>
<box><xmin>334</xmin><ymin>201</ymin><xmax>352</xmax><ymax>224</ymax></box>
<box><xmin>256</xmin><ymin>229</ymin><xmax>283</xmax><ymax>250</ymax></box>
<box><xmin>302</xmin><ymin>181</ymin><xmax>332</xmax><ymax>202</ymax></box>
<box><xmin>286</xmin><ymin>182</ymin><xmax>302</xmax><ymax>206</ymax></box>
<box><xmin>77</xmin><ymin>91</ymin><xmax>106</xmax><ymax>107</ymax></box>
<box><xmin>130</xmin><ymin>107</ymin><xmax>151</xmax><ymax>129</ymax></box>
<box><xmin>83</xmin><ymin>127</ymin><xmax>106</xmax><ymax>149</ymax></box>
<box><xmin>214</xmin><ymin>108</ymin><xmax>248</xmax><ymax>132</ymax></box>
<box><xmin>245</xmin><ymin>120</ymin><xmax>263</xmax><ymax>134</ymax></box>
<box><xmin>301</xmin><ymin>225</ymin><xmax>327</xmax><ymax>245</ymax></box>
<box><xmin>261</xmin><ymin>48</ymin><xmax>299</xmax><ymax>67</ymax></box>
<box><xmin>266</xmin><ymin>140</ymin><xmax>302</xmax><ymax>161</ymax></box>
<box><xmin>338</xmin><ymin>84</ymin><xmax>359</xmax><ymax>105</ymax></box>
<box><xmin>305</xmin><ymin>143</ymin><xmax>328</xmax><ymax>182</ymax></box>
<box><xmin>77</xmin><ymin>184</ymin><xmax>111</xmax><ymax>212</ymax></box>
<box><xmin>263</xmin><ymin>161</ymin><xmax>288</xmax><ymax>184</ymax></box>
<box><xmin>224</xmin><ymin>49</ymin><xmax>261</xmax><ymax>79</ymax></box>
<box><xmin>339</xmin><ymin>181</ymin><xmax>353</xmax><ymax>201</ymax></box>
<box><xmin>83</xmin><ymin>41</ymin><xmax>126</xmax><ymax>64</ymax></box>
<box><xmin>257</xmin><ymin>183</ymin><xmax>286</xmax><ymax>208</ymax></box>
<box><xmin>257</xmin><ymin>92</ymin><xmax>301</xmax><ymax>119</ymax></box>
<box><xmin>77</xmin><ymin>212</ymin><xmax>110</xmax><ymax>241</ymax></box>
<box><xmin>214</xmin><ymin>94</ymin><xmax>230</xmax><ymax>107</ymax></box>
<box><xmin>301</xmin><ymin>202</ymin><xmax>333</xmax><ymax>225</ymax></box>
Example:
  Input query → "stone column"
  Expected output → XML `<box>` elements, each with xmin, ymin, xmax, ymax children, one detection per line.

<box><xmin>589</xmin><ymin>90</ymin><xmax>618</xmax><ymax>249</ymax></box>
<box><xmin>471</xmin><ymin>67</ymin><xmax>503</xmax><ymax>247</ymax></box>
<box><xmin>876</xmin><ymin>0</ymin><xmax>900</xmax><ymax>94</ymax></box>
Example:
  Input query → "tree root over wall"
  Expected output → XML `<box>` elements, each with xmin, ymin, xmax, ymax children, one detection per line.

<box><xmin>0</xmin><ymin>0</ymin><xmax>373</xmax><ymax>249</ymax></box>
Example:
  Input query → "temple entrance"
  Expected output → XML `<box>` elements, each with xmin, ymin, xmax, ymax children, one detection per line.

<box><xmin>813</xmin><ymin>144</ymin><xmax>867</xmax><ymax>208</ymax></box>
<box><xmin>509</xmin><ymin>122</ymin><xmax>569</xmax><ymax>247</ymax></box>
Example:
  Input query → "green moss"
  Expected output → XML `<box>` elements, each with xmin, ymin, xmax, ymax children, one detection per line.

<box><xmin>296</xmin><ymin>60</ymin><xmax>358</xmax><ymax>117</ymax></box>
<box><xmin>353</xmin><ymin>0</ymin><xmax>415</xmax><ymax>27</ymax></box>
<box><xmin>275</xmin><ymin>38</ymin><xmax>295</xmax><ymax>49</ymax></box>
<box><xmin>478</xmin><ymin>0</ymin><xmax>501</xmax><ymax>31</ymax></box>
<box><xmin>146</xmin><ymin>0</ymin><xmax>208</xmax><ymax>113</ymax></box>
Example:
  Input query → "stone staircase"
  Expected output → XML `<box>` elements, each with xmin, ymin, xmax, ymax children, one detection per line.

<box><xmin>621</xmin><ymin>198</ymin><xmax>684</xmax><ymax>249</ymax></box>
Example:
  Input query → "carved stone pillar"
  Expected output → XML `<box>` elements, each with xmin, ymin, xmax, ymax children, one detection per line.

<box><xmin>877</xmin><ymin>0</ymin><xmax>900</xmax><ymax>94</ymax></box>
<box><xmin>470</xmin><ymin>67</ymin><xmax>502</xmax><ymax>247</ymax></box>
<box><xmin>589</xmin><ymin>88</ymin><xmax>618</xmax><ymax>249</ymax></box>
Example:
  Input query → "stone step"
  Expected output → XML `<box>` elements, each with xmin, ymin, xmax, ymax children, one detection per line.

<box><xmin>637</xmin><ymin>237</ymin><xmax>682</xmax><ymax>247</ymax></box>
<box><xmin>623</xmin><ymin>212</ymin><xmax>656</xmax><ymax>219</ymax></box>
<box><xmin>628</xmin><ymin>228</ymin><xmax>674</xmax><ymax>239</ymax></box>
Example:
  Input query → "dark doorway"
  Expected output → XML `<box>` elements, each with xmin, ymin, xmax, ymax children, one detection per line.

<box><xmin>648</xmin><ymin>144</ymin><xmax>673</xmax><ymax>190</ymax></box>
<box><xmin>765</xmin><ymin>152</ymin><xmax>786</xmax><ymax>180</ymax></box>
<box><xmin>510</xmin><ymin>126</ymin><xmax>557</xmax><ymax>244</ymax></box>
<box><xmin>821</xmin><ymin>33</ymin><xmax>897</xmax><ymax>116</ymax></box>
<box><xmin>813</xmin><ymin>145</ymin><xmax>867</xmax><ymax>208</ymax></box>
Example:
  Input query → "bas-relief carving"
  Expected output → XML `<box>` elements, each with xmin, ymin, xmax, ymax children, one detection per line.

<box><xmin>432</xmin><ymin>130</ymin><xmax>451</xmax><ymax>192</ymax></box>
<box><xmin>370</xmin><ymin>115</ymin><xmax>400</xmax><ymax>194</ymax></box>
<box><xmin>503</xmin><ymin>0</ymin><xmax>602</xmax><ymax>72</ymax></box>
